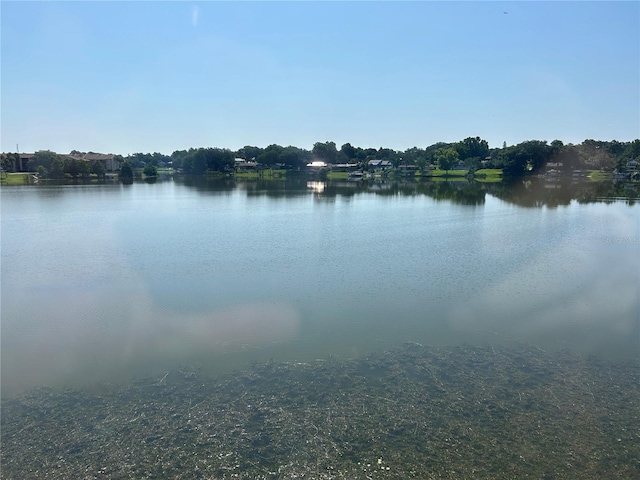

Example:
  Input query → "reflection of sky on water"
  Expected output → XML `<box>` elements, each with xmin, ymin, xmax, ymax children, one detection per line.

<box><xmin>1</xmin><ymin>182</ymin><xmax>638</xmax><ymax>396</ymax></box>
<box><xmin>449</xmin><ymin>231</ymin><xmax>638</xmax><ymax>355</ymax></box>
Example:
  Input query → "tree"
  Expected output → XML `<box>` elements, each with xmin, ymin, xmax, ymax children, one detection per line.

<box><xmin>90</xmin><ymin>160</ymin><xmax>106</xmax><ymax>180</ymax></box>
<box><xmin>403</xmin><ymin>147</ymin><xmax>429</xmax><ymax>171</ymax></box>
<box><xmin>434</xmin><ymin>148</ymin><xmax>459</xmax><ymax>173</ymax></box>
<box><xmin>496</xmin><ymin>145</ymin><xmax>529</xmax><ymax>176</ymax></box>
<box><xmin>255</xmin><ymin>144</ymin><xmax>281</xmax><ymax>167</ymax></box>
<box><xmin>375</xmin><ymin>147</ymin><xmax>400</xmax><ymax>166</ymax></box>
<box><xmin>425</xmin><ymin>142</ymin><xmax>453</xmax><ymax>167</ymax></box>
<box><xmin>49</xmin><ymin>157</ymin><xmax>65</xmax><ymax>179</ymax></box>
<box><xmin>184</xmin><ymin>150</ymin><xmax>207</xmax><ymax>175</ymax></box>
<box><xmin>456</xmin><ymin>136</ymin><xmax>489</xmax><ymax>162</ymax></box>
<box><xmin>519</xmin><ymin>140</ymin><xmax>552</xmax><ymax>173</ymax></box>
<box><xmin>280</xmin><ymin>146</ymin><xmax>310</xmax><ymax>169</ymax></box>
<box><xmin>28</xmin><ymin>150</ymin><xmax>59</xmax><ymax>172</ymax></box>
<box><xmin>340</xmin><ymin>143</ymin><xmax>357</xmax><ymax>161</ymax></box>
<box><xmin>556</xmin><ymin>144</ymin><xmax>582</xmax><ymax>171</ymax></box>
<box><xmin>64</xmin><ymin>158</ymin><xmax>90</xmax><ymax>179</ymax></box>
<box><xmin>312</xmin><ymin>141</ymin><xmax>338</xmax><ymax>164</ymax></box>
<box><xmin>171</xmin><ymin>149</ymin><xmax>190</xmax><ymax>170</ymax></box>
<box><xmin>1</xmin><ymin>153</ymin><xmax>18</xmax><ymax>172</ymax></box>
<box><xmin>237</xmin><ymin>145</ymin><xmax>263</xmax><ymax>161</ymax></box>
<box><xmin>204</xmin><ymin>148</ymin><xmax>234</xmax><ymax>172</ymax></box>
<box><xmin>621</xmin><ymin>139</ymin><xmax>640</xmax><ymax>161</ymax></box>
<box><xmin>606</xmin><ymin>140</ymin><xmax>626</xmax><ymax>158</ymax></box>
<box><xmin>143</xmin><ymin>163</ymin><xmax>158</xmax><ymax>177</ymax></box>
<box><xmin>577</xmin><ymin>140</ymin><xmax>614</xmax><ymax>170</ymax></box>
<box><xmin>119</xmin><ymin>161</ymin><xmax>134</xmax><ymax>179</ymax></box>
<box><xmin>151</xmin><ymin>152</ymin><xmax>170</xmax><ymax>166</ymax></box>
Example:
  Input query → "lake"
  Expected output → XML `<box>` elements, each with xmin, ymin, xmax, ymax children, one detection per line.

<box><xmin>1</xmin><ymin>177</ymin><xmax>639</xmax><ymax>397</ymax></box>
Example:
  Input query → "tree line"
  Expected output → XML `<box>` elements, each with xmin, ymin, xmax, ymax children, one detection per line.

<box><xmin>126</xmin><ymin>137</ymin><xmax>640</xmax><ymax>176</ymax></box>
<box><xmin>2</xmin><ymin>138</ymin><xmax>638</xmax><ymax>180</ymax></box>
<box><xmin>0</xmin><ymin>150</ymin><xmax>112</xmax><ymax>180</ymax></box>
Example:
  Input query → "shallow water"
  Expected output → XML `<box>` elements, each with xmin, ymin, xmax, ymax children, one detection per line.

<box><xmin>3</xmin><ymin>344</ymin><xmax>639</xmax><ymax>479</ymax></box>
<box><xmin>1</xmin><ymin>178</ymin><xmax>638</xmax><ymax>396</ymax></box>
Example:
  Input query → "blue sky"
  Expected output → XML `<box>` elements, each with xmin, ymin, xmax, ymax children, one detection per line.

<box><xmin>2</xmin><ymin>1</ymin><xmax>638</xmax><ymax>155</ymax></box>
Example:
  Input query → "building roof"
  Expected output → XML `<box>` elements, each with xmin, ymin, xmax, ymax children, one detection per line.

<box><xmin>83</xmin><ymin>153</ymin><xmax>115</xmax><ymax>161</ymax></box>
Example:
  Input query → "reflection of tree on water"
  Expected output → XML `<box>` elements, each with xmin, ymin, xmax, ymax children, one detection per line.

<box><xmin>305</xmin><ymin>180</ymin><xmax>486</xmax><ymax>205</ymax></box>
<box><xmin>176</xmin><ymin>176</ymin><xmax>639</xmax><ymax>207</ymax></box>
<box><xmin>415</xmin><ymin>181</ymin><xmax>486</xmax><ymax>205</ymax></box>
<box><xmin>486</xmin><ymin>178</ymin><xmax>639</xmax><ymax>207</ymax></box>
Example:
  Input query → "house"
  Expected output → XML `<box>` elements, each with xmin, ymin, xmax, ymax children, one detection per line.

<box><xmin>331</xmin><ymin>163</ymin><xmax>358</xmax><ymax>172</ymax></box>
<box><xmin>82</xmin><ymin>153</ymin><xmax>121</xmax><ymax>172</ymax></box>
<box><xmin>546</xmin><ymin>162</ymin><xmax>564</xmax><ymax>170</ymax></box>
<box><xmin>235</xmin><ymin>160</ymin><xmax>258</xmax><ymax>170</ymax></box>
<box><xmin>396</xmin><ymin>164</ymin><xmax>419</xmax><ymax>175</ymax></box>
<box><xmin>626</xmin><ymin>160</ymin><xmax>639</xmax><ymax>171</ymax></box>
<box><xmin>306</xmin><ymin>161</ymin><xmax>327</xmax><ymax>169</ymax></box>
<box><xmin>4</xmin><ymin>151</ymin><xmax>121</xmax><ymax>173</ymax></box>
<box><xmin>368</xmin><ymin>160</ymin><xmax>393</xmax><ymax>170</ymax></box>
<box><xmin>452</xmin><ymin>160</ymin><xmax>467</xmax><ymax>170</ymax></box>
<box><xmin>10</xmin><ymin>153</ymin><xmax>35</xmax><ymax>172</ymax></box>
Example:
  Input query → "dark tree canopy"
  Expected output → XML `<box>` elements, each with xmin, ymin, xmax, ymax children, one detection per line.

<box><xmin>455</xmin><ymin>137</ymin><xmax>489</xmax><ymax>162</ymax></box>
<box><xmin>143</xmin><ymin>163</ymin><xmax>158</xmax><ymax>177</ymax></box>
<box><xmin>119</xmin><ymin>161</ymin><xmax>134</xmax><ymax>178</ymax></box>
<box><xmin>312</xmin><ymin>141</ymin><xmax>338</xmax><ymax>163</ymax></box>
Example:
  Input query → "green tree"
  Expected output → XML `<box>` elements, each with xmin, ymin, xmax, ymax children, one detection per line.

<box><xmin>1</xmin><ymin>153</ymin><xmax>18</xmax><ymax>172</ymax></box>
<box><xmin>190</xmin><ymin>150</ymin><xmax>208</xmax><ymax>175</ymax></box>
<box><xmin>151</xmin><ymin>152</ymin><xmax>170</xmax><ymax>166</ymax></box>
<box><xmin>119</xmin><ymin>161</ymin><xmax>134</xmax><ymax>179</ymax></box>
<box><xmin>28</xmin><ymin>150</ymin><xmax>59</xmax><ymax>172</ymax></box>
<box><xmin>171</xmin><ymin>149</ymin><xmax>191</xmax><ymax>170</ymax></box>
<box><xmin>605</xmin><ymin>140</ymin><xmax>626</xmax><ymax>158</ymax></box>
<box><xmin>519</xmin><ymin>140</ymin><xmax>552</xmax><ymax>172</ymax></box>
<box><xmin>496</xmin><ymin>145</ymin><xmax>529</xmax><ymax>176</ymax></box>
<box><xmin>312</xmin><ymin>141</ymin><xmax>338</xmax><ymax>164</ymax></box>
<box><xmin>556</xmin><ymin>144</ymin><xmax>582</xmax><ymax>170</ymax></box>
<box><xmin>375</xmin><ymin>147</ymin><xmax>401</xmax><ymax>166</ymax></box>
<box><xmin>425</xmin><ymin>142</ymin><xmax>453</xmax><ymax>167</ymax></box>
<box><xmin>456</xmin><ymin>136</ymin><xmax>489</xmax><ymax>162</ymax></box>
<box><xmin>203</xmin><ymin>148</ymin><xmax>234</xmax><ymax>172</ymax></box>
<box><xmin>403</xmin><ymin>147</ymin><xmax>427</xmax><ymax>169</ymax></box>
<box><xmin>621</xmin><ymin>139</ymin><xmax>640</xmax><ymax>161</ymax></box>
<box><xmin>257</xmin><ymin>144</ymin><xmax>283</xmax><ymax>167</ymax></box>
<box><xmin>64</xmin><ymin>158</ymin><xmax>81</xmax><ymax>179</ymax></box>
<box><xmin>237</xmin><ymin>145</ymin><xmax>263</xmax><ymax>161</ymax></box>
<box><xmin>340</xmin><ymin>143</ymin><xmax>357</xmax><ymax>161</ymax></box>
<box><xmin>48</xmin><ymin>157</ymin><xmax>65</xmax><ymax>179</ymax></box>
<box><xmin>280</xmin><ymin>146</ymin><xmax>310</xmax><ymax>169</ymax></box>
<box><xmin>143</xmin><ymin>163</ymin><xmax>158</xmax><ymax>177</ymax></box>
<box><xmin>434</xmin><ymin>148</ymin><xmax>459</xmax><ymax>173</ymax></box>
<box><xmin>90</xmin><ymin>160</ymin><xmax>106</xmax><ymax>180</ymax></box>
<box><xmin>496</xmin><ymin>140</ymin><xmax>553</xmax><ymax>176</ymax></box>
<box><xmin>64</xmin><ymin>158</ymin><xmax>90</xmax><ymax>179</ymax></box>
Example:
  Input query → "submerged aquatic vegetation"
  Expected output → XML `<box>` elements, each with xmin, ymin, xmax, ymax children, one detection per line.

<box><xmin>1</xmin><ymin>343</ymin><xmax>638</xmax><ymax>479</ymax></box>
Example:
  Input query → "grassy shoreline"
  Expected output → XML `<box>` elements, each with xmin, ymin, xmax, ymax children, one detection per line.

<box><xmin>0</xmin><ymin>172</ymin><xmax>37</xmax><ymax>185</ymax></box>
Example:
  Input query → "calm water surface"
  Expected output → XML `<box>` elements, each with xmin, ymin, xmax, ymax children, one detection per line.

<box><xmin>2</xmin><ymin>178</ymin><xmax>638</xmax><ymax>396</ymax></box>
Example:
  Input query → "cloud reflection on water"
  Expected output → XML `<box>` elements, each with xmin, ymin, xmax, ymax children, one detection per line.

<box><xmin>448</xmin><ymin>235</ymin><xmax>639</xmax><ymax>355</ymax></box>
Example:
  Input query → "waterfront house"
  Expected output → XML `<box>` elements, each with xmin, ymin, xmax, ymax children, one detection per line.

<box><xmin>82</xmin><ymin>153</ymin><xmax>121</xmax><ymax>172</ymax></box>
<box><xmin>368</xmin><ymin>160</ymin><xmax>393</xmax><ymax>171</ymax></box>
